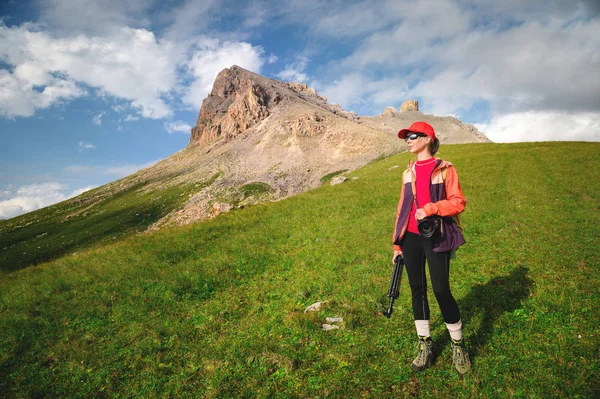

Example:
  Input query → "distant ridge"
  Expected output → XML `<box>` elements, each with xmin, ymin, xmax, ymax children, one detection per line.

<box><xmin>361</xmin><ymin>110</ymin><xmax>491</xmax><ymax>144</ymax></box>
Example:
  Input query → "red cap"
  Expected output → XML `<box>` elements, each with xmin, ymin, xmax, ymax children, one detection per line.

<box><xmin>398</xmin><ymin>121</ymin><xmax>436</xmax><ymax>140</ymax></box>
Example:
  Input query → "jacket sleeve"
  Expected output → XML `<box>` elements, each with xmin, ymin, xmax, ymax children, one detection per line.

<box><xmin>423</xmin><ymin>166</ymin><xmax>466</xmax><ymax>217</ymax></box>
<box><xmin>393</xmin><ymin>175</ymin><xmax>406</xmax><ymax>252</ymax></box>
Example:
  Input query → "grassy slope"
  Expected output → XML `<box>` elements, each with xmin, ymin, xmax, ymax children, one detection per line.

<box><xmin>0</xmin><ymin>172</ymin><xmax>223</xmax><ymax>273</ymax></box>
<box><xmin>0</xmin><ymin>142</ymin><xmax>598</xmax><ymax>398</ymax></box>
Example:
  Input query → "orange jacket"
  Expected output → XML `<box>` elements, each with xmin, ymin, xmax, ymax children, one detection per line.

<box><xmin>393</xmin><ymin>159</ymin><xmax>466</xmax><ymax>253</ymax></box>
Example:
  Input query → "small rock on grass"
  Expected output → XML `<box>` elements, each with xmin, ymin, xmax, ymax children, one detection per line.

<box><xmin>322</xmin><ymin>324</ymin><xmax>340</xmax><ymax>331</ymax></box>
<box><xmin>304</xmin><ymin>301</ymin><xmax>328</xmax><ymax>313</ymax></box>
<box><xmin>330</xmin><ymin>176</ymin><xmax>348</xmax><ymax>185</ymax></box>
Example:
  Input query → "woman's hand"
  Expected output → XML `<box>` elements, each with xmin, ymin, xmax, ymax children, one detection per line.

<box><xmin>393</xmin><ymin>250</ymin><xmax>402</xmax><ymax>264</ymax></box>
<box><xmin>415</xmin><ymin>208</ymin><xmax>427</xmax><ymax>220</ymax></box>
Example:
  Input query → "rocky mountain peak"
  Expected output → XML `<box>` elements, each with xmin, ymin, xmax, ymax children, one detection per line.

<box><xmin>188</xmin><ymin>66</ymin><xmax>360</xmax><ymax>147</ymax></box>
<box><xmin>400</xmin><ymin>100</ymin><xmax>419</xmax><ymax>112</ymax></box>
<box><xmin>189</xmin><ymin>66</ymin><xmax>277</xmax><ymax>146</ymax></box>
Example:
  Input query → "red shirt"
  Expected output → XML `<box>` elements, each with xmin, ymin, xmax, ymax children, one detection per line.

<box><xmin>407</xmin><ymin>158</ymin><xmax>437</xmax><ymax>234</ymax></box>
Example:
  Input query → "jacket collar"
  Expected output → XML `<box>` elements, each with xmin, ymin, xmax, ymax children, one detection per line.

<box><xmin>408</xmin><ymin>158</ymin><xmax>451</xmax><ymax>172</ymax></box>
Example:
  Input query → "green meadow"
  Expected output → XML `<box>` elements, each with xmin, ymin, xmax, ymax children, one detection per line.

<box><xmin>0</xmin><ymin>171</ymin><xmax>226</xmax><ymax>272</ymax></box>
<box><xmin>0</xmin><ymin>142</ymin><xmax>598</xmax><ymax>398</ymax></box>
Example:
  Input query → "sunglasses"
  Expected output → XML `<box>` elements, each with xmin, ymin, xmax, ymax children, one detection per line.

<box><xmin>404</xmin><ymin>132</ymin><xmax>427</xmax><ymax>142</ymax></box>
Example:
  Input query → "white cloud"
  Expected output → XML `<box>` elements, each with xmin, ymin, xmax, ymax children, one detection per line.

<box><xmin>408</xmin><ymin>18</ymin><xmax>600</xmax><ymax>115</ymax></box>
<box><xmin>111</xmin><ymin>104</ymin><xmax>128</xmax><ymax>113</ymax></box>
<box><xmin>0</xmin><ymin>68</ymin><xmax>86</xmax><ymax>118</ymax></box>
<box><xmin>92</xmin><ymin>112</ymin><xmax>104</xmax><ymax>126</ymax></box>
<box><xmin>276</xmin><ymin>56</ymin><xmax>309</xmax><ymax>83</ymax></box>
<box><xmin>163</xmin><ymin>0</ymin><xmax>218</xmax><ymax>40</ymax></box>
<box><xmin>0</xmin><ymin>22</ymin><xmax>269</xmax><ymax>120</ymax></box>
<box><xmin>312</xmin><ymin>0</ymin><xmax>398</xmax><ymax>38</ymax></box>
<box><xmin>182</xmin><ymin>40</ymin><xmax>265</xmax><ymax>110</ymax></box>
<box><xmin>315</xmin><ymin>1</ymin><xmax>600</xmax><ymax>141</ymax></box>
<box><xmin>241</xmin><ymin>1</ymin><xmax>269</xmax><ymax>29</ymax></box>
<box><xmin>320</xmin><ymin>72</ymin><xmax>411</xmax><ymax>112</ymax></box>
<box><xmin>456</xmin><ymin>0</ymin><xmax>599</xmax><ymax>24</ymax></box>
<box><xmin>39</xmin><ymin>0</ymin><xmax>152</xmax><ymax>36</ymax></box>
<box><xmin>78</xmin><ymin>141</ymin><xmax>96</xmax><ymax>152</ymax></box>
<box><xmin>103</xmin><ymin>159</ymin><xmax>160</xmax><ymax>177</ymax></box>
<box><xmin>70</xmin><ymin>185</ymin><xmax>97</xmax><ymax>197</ymax></box>
<box><xmin>123</xmin><ymin>114</ymin><xmax>139</xmax><ymax>122</ymax></box>
<box><xmin>164</xmin><ymin>120</ymin><xmax>192</xmax><ymax>134</ymax></box>
<box><xmin>0</xmin><ymin>23</ymin><xmax>181</xmax><ymax>119</ymax></box>
<box><xmin>253</xmin><ymin>0</ymin><xmax>354</xmax><ymax>33</ymax></box>
<box><xmin>13</xmin><ymin>62</ymin><xmax>52</xmax><ymax>85</ymax></box>
<box><xmin>267</xmin><ymin>54</ymin><xmax>278</xmax><ymax>64</ymax></box>
<box><xmin>320</xmin><ymin>73</ymin><xmax>370</xmax><ymax>108</ymax></box>
<box><xmin>476</xmin><ymin>111</ymin><xmax>600</xmax><ymax>143</ymax></box>
<box><xmin>0</xmin><ymin>182</ymin><xmax>95</xmax><ymax>219</ymax></box>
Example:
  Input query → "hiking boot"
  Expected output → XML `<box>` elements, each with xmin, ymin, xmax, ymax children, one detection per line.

<box><xmin>412</xmin><ymin>336</ymin><xmax>435</xmax><ymax>372</ymax></box>
<box><xmin>451</xmin><ymin>339</ymin><xmax>471</xmax><ymax>376</ymax></box>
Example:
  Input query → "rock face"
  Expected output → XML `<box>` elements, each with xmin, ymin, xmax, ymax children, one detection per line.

<box><xmin>189</xmin><ymin>66</ymin><xmax>359</xmax><ymax>147</ymax></box>
<box><xmin>212</xmin><ymin>202</ymin><xmax>233</xmax><ymax>216</ymax></box>
<box><xmin>400</xmin><ymin>100</ymin><xmax>419</xmax><ymax>112</ymax></box>
<box><xmin>287</xmin><ymin>82</ymin><xmax>326</xmax><ymax>101</ymax></box>
<box><xmin>382</xmin><ymin>106</ymin><xmax>396</xmax><ymax>117</ymax></box>
<box><xmin>190</xmin><ymin>67</ymin><xmax>275</xmax><ymax>146</ymax></box>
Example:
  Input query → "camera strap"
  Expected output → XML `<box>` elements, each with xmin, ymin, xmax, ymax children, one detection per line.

<box><xmin>410</xmin><ymin>169</ymin><xmax>418</xmax><ymax>208</ymax></box>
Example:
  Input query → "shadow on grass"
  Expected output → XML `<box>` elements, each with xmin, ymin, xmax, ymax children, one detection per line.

<box><xmin>434</xmin><ymin>266</ymin><xmax>534</xmax><ymax>361</ymax></box>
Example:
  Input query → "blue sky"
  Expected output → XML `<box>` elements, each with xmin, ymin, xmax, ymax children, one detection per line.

<box><xmin>1</xmin><ymin>0</ymin><xmax>599</xmax><ymax>219</ymax></box>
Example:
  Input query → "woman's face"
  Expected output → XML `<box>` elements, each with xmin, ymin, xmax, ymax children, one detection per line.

<box><xmin>406</xmin><ymin>134</ymin><xmax>431</xmax><ymax>154</ymax></box>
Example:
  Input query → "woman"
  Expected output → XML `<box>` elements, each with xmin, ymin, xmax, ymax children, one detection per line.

<box><xmin>392</xmin><ymin>121</ymin><xmax>471</xmax><ymax>375</ymax></box>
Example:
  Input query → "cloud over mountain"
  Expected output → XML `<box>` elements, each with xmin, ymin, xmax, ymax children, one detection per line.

<box><xmin>0</xmin><ymin>23</ymin><xmax>266</xmax><ymax>120</ymax></box>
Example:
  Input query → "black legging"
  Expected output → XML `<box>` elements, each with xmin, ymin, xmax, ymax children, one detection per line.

<box><xmin>402</xmin><ymin>232</ymin><xmax>461</xmax><ymax>324</ymax></box>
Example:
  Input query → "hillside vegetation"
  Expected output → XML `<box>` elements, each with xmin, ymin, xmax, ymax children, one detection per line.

<box><xmin>1</xmin><ymin>142</ymin><xmax>598</xmax><ymax>398</ymax></box>
<box><xmin>0</xmin><ymin>173</ymin><xmax>220</xmax><ymax>272</ymax></box>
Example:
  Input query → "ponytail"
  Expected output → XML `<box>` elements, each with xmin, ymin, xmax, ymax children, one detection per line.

<box><xmin>429</xmin><ymin>138</ymin><xmax>440</xmax><ymax>156</ymax></box>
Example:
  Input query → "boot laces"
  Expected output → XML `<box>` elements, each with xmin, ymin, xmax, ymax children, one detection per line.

<box><xmin>453</xmin><ymin>342</ymin><xmax>468</xmax><ymax>366</ymax></box>
<box><xmin>415</xmin><ymin>339</ymin><xmax>431</xmax><ymax>363</ymax></box>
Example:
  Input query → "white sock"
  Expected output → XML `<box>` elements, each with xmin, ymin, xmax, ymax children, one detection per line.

<box><xmin>415</xmin><ymin>320</ymin><xmax>430</xmax><ymax>338</ymax></box>
<box><xmin>446</xmin><ymin>320</ymin><xmax>463</xmax><ymax>341</ymax></box>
